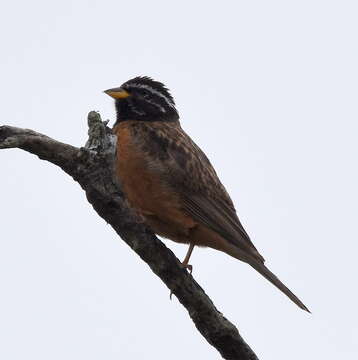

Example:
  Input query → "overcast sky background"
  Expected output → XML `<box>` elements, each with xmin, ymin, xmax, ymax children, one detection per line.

<box><xmin>0</xmin><ymin>1</ymin><xmax>357</xmax><ymax>359</ymax></box>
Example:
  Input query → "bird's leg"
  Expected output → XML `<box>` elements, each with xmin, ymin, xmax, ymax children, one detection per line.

<box><xmin>181</xmin><ymin>242</ymin><xmax>195</xmax><ymax>274</ymax></box>
<box><xmin>170</xmin><ymin>243</ymin><xmax>195</xmax><ymax>300</ymax></box>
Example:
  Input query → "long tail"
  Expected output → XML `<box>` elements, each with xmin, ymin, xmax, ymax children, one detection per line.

<box><xmin>248</xmin><ymin>260</ymin><xmax>310</xmax><ymax>312</ymax></box>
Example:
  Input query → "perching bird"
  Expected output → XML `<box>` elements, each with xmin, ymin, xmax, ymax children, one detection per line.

<box><xmin>104</xmin><ymin>76</ymin><xmax>309</xmax><ymax>312</ymax></box>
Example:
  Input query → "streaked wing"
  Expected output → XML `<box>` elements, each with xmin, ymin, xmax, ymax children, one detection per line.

<box><xmin>158</xmin><ymin>124</ymin><xmax>264</xmax><ymax>262</ymax></box>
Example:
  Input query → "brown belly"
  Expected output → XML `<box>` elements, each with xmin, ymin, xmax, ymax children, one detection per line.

<box><xmin>115</xmin><ymin>123</ymin><xmax>196</xmax><ymax>242</ymax></box>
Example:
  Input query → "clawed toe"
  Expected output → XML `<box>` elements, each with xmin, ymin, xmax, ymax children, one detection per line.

<box><xmin>182</xmin><ymin>263</ymin><xmax>193</xmax><ymax>274</ymax></box>
<box><xmin>169</xmin><ymin>263</ymin><xmax>193</xmax><ymax>300</ymax></box>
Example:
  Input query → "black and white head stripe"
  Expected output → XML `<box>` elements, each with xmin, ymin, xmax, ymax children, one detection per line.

<box><xmin>122</xmin><ymin>76</ymin><xmax>176</xmax><ymax>109</ymax></box>
<box><xmin>113</xmin><ymin>76</ymin><xmax>179</xmax><ymax>122</ymax></box>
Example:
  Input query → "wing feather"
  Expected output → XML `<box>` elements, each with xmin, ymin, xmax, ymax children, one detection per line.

<box><xmin>151</xmin><ymin>123</ymin><xmax>265</xmax><ymax>262</ymax></box>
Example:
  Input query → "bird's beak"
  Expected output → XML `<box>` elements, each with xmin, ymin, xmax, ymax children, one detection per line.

<box><xmin>103</xmin><ymin>87</ymin><xmax>130</xmax><ymax>99</ymax></box>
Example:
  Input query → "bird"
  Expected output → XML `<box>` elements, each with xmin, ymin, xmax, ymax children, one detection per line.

<box><xmin>104</xmin><ymin>76</ymin><xmax>309</xmax><ymax>312</ymax></box>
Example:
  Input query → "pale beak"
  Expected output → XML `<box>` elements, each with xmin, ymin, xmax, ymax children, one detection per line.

<box><xmin>103</xmin><ymin>87</ymin><xmax>130</xmax><ymax>99</ymax></box>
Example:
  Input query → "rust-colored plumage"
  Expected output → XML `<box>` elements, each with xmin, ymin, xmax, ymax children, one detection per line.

<box><xmin>106</xmin><ymin>76</ymin><xmax>309</xmax><ymax>312</ymax></box>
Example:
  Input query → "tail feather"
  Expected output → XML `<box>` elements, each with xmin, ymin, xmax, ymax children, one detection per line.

<box><xmin>248</xmin><ymin>260</ymin><xmax>310</xmax><ymax>312</ymax></box>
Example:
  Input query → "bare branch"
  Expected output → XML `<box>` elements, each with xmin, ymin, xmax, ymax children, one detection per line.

<box><xmin>0</xmin><ymin>125</ymin><xmax>80</xmax><ymax>175</ymax></box>
<box><xmin>0</xmin><ymin>112</ymin><xmax>259</xmax><ymax>360</ymax></box>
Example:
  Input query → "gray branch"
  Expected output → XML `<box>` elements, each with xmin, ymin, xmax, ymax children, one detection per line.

<box><xmin>0</xmin><ymin>111</ymin><xmax>259</xmax><ymax>360</ymax></box>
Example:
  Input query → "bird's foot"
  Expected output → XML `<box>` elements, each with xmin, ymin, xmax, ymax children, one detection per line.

<box><xmin>181</xmin><ymin>263</ymin><xmax>193</xmax><ymax>274</ymax></box>
<box><xmin>169</xmin><ymin>262</ymin><xmax>193</xmax><ymax>300</ymax></box>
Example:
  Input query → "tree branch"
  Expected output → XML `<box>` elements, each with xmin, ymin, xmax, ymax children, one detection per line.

<box><xmin>0</xmin><ymin>112</ymin><xmax>259</xmax><ymax>360</ymax></box>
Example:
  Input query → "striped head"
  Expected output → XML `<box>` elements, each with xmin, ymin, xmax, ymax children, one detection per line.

<box><xmin>104</xmin><ymin>76</ymin><xmax>179</xmax><ymax>123</ymax></box>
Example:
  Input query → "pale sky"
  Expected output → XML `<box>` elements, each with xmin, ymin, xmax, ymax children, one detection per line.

<box><xmin>1</xmin><ymin>1</ymin><xmax>357</xmax><ymax>359</ymax></box>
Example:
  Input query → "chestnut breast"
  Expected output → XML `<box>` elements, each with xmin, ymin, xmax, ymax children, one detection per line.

<box><xmin>113</xmin><ymin>121</ymin><xmax>195</xmax><ymax>237</ymax></box>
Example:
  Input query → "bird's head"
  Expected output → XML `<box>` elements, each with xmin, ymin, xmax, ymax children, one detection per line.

<box><xmin>104</xmin><ymin>76</ymin><xmax>179</xmax><ymax>123</ymax></box>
